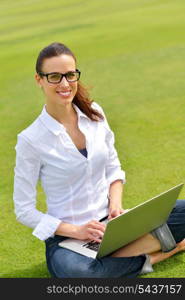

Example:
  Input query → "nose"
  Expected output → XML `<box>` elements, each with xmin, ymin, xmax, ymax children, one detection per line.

<box><xmin>59</xmin><ymin>76</ymin><xmax>70</xmax><ymax>87</ymax></box>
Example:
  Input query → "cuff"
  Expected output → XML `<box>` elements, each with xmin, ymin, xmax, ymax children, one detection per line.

<box><xmin>107</xmin><ymin>170</ymin><xmax>126</xmax><ymax>186</ymax></box>
<box><xmin>32</xmin><ymin>214</ymin><xmax>62</xmax><ymax>241</ymax></box>
<box><xmin>151</xmin><ymin>223</ymin><xmax>176</xmax><ymax>252</ymax></box>
<box><xmin>140</xmin><ymin>254</ymin><xmax>154</xmax><ymax>275</ymax></box>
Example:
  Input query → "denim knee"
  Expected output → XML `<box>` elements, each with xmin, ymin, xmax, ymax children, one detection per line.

<box><xmin>167</xmin><ymin>200</ymin><xmax>185</xmax><ymax>243</ymax></box>
<box><xmin>48</xmin><ymin>247</ymin><xmax>147</xmax><ymax>278</ymax></box>
<box><xmin>49</xmin><ymin>248</ymin><xmax>98</xmax><ymax>278</ymax></box>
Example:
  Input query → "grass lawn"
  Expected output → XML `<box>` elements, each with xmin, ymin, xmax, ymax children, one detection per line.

<box><xmin>0</xmin><ymin>0</ymin><xmax>185</xmax><ymax>278</ymax></box>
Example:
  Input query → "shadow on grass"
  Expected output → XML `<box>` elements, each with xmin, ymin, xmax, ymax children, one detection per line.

<box><xmin>1</xmin><ymin>262</ymin><xmax>51</xmax><ymax>278</ymax></box>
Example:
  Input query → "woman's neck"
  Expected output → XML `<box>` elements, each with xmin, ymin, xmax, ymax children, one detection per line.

<box><xmin>45</xmin><ymin>102</ymin><xmax>77</xmax><ymax>125</ymax></box>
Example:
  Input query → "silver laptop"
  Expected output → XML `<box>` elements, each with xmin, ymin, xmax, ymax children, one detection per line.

<box><xmin>59</xmin><ymin>183</ymin><xmax>183</xmax><ymax>259</ymax></box>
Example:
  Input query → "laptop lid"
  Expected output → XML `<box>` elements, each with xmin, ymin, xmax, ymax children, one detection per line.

<box><xmin>97</xmin><ymin>183</ymin><xmax>183</xmax><ymax>258</ymax></box>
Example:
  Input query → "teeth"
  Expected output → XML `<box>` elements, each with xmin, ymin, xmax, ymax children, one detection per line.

<box><xmin>58</xmin><ymin>91</ymin><xmax>71</xmax><ymax>96</ymax></box>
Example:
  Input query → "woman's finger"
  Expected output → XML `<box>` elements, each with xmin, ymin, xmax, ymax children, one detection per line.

<box><xmin>88</xmin><ymin>221</ymin><xmax>106</xmax><ymax>231</ymax></box>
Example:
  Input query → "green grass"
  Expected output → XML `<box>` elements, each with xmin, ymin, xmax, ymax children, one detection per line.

<box><xmin>1</xmin><ymin>0</ymin><xmax>185</xmax><ymax>278</ymax></box>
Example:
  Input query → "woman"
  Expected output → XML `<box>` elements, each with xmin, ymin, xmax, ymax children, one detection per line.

<box><xmin>13</xmin><ymin>42</ymin><xmax>185</xmax><ymax>278</ymax></box>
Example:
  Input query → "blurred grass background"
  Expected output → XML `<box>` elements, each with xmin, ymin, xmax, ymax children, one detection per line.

<box><xmin>0</xmin><ymin>0</ymin><xmax>185</xmax><ymax>277</ymax></box>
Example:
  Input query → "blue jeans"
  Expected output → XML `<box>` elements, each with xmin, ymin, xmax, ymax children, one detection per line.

<box><xmin>45</xmin><ymin>200</ymin><xmax>185</xmax><ymax>278</ymax></box>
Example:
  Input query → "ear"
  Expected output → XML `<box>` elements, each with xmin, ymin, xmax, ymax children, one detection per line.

<box><xmin>35</xmin><ymin>73</ymin><xmax>43</xmax><ymax>88</ymax></box>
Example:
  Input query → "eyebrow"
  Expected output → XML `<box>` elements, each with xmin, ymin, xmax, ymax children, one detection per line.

<box><xmin>45</xmin><ymin>70</ymin><xmax>76</xmax><ymax>74</ymax></box>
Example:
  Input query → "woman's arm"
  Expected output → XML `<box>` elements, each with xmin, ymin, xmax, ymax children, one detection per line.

<box><xmin>55</xmin><ymin>220</ymin><xmax>106</xmax><ymax>243</ymax></box>
<box><xmin>13</xmin><ymin>135</ymin><xmax>61</xmax><ymax>241</ymax></box>
<box><xmin>98</xmin><ymin>106</ymin><xmax>126</xmax><ymax>219</ymax></box>
<box><xmin>108</xmin><ymin>179</ymin><xmax>125</xmax><ymax>219</ymax></box>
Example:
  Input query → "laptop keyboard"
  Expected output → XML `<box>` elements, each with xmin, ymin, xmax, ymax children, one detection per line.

<box><xmin>82</xmin><ymin>241</ymin><xmax>100</xmax><ymax>252</ymax></box>
<box><xmin>81</xmin><ymin>216</ymin><xmax>108</xmax><ymax>252</ymax></box>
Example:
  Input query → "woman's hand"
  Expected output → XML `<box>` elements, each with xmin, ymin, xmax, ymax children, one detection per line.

<box><xmin>76</xmin><ymin>220</ymin><xmax>106</xmax><ymax>243</ymax></box>
<box><xmin>108</xmin><ymin>206</ymin><xmax>129</xmax><ymax>220</ymax></box>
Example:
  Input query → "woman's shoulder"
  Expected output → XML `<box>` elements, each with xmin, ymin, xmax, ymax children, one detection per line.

<box><xmin>91</xmin><ymin>101</ymin><xmax>107</xmax><ymax>122</ymax></box>
<box><xmin>17</xmin><ymin>114</ymin><xmax>45</xmax><ymax>147</ymax></box>
<box><xmin>91</xmin><ymin>101</ymin><xmax>104</xmax><ymax>114</ymax></box>
<box><xmin>91</xmin><ymin>101</ymin><xmax>113</xmax><ymax>135</ymax></box>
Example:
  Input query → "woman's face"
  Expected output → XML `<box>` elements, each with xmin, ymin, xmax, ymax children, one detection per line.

<box><xmin>36</xmin><ymin>54</ymin><xmax>78</xmax><ymax>107</ymax></box>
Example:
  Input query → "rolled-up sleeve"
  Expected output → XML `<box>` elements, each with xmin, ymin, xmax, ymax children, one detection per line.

<box><xmin>92</xmin><ymin>102</ymin><xmax>126</xmax><ymax>186</ymax></box>
<box><xmin>13</xmin><ymin>135</ymin><xmax>61</xmax><ymax>240</ymax></box>
<box><xmin>105</xmin><ymin>127</ymin><xmax>126</xmax><ymax>186</ymax></box>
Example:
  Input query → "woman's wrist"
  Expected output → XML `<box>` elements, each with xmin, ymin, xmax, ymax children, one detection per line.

<box><xmin>55</xmin><ymin>222</ymin><xmax>80</xmax><ymax>239</ymax></box>
<box><xmin>108</xmin><ymin>180</ymin><xmax>123</xmax><ymax>207</ymax></box>
<box><xmin>108</xmin><ymin>195</ymin><xmax>123</xmax><ymax>209</ymax></box>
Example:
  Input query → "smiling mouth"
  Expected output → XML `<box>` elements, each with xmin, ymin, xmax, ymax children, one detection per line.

<box><xmin>56</xmin><ymin>91</ymin><xmax>71</xmax><ymax>97</ymax></box>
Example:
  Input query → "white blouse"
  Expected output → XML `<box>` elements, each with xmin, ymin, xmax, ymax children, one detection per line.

<box><xmin>13</xmin><ymin>102</ymin><xmax>125</xmax><ymax>240</ymax></box>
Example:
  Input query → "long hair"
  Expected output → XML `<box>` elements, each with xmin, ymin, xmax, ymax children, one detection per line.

<box><xmin>36</xmin><ymin>42</ymin><xmax>104</xmax><ymax>121</ymax></box>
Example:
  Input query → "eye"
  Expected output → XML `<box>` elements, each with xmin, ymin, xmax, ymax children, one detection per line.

<box><xmin>66</xmin><ymin>72</ymin><xmax>78</xmax><ymax>81</ymax></box>
<box><xmin>48</xmin><ymin>73</ymin><xmax>61</xmax><ymax>82</ymax></box>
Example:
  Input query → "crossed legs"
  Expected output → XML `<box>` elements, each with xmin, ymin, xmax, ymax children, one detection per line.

<box><xmin>111</xmin><ymin>200</ymin><xmax>185</xmax><ymax>267</ymax></box>
<box><xmin>111</xmin><ymin>232</ymin><xmax>185</xmax><ymax>265</ymax></box>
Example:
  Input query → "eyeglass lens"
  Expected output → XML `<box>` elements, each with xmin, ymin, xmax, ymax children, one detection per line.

<box><xmin>47</xmin><ymin>71</ymin><xmax>80</xmax><ymax>83</ymax></box>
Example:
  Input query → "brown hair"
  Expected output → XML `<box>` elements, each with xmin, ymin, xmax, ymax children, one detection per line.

<box><xmin>36</xmin><ymin>42</ymin><xmax>104</xmax><ymax>121</ymax></box>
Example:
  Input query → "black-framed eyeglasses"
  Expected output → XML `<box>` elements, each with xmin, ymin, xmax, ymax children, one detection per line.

<box><xmin>38</xmin><ymin>69</ymin><xmax>81</xmax><ymax>84</ymax></box>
